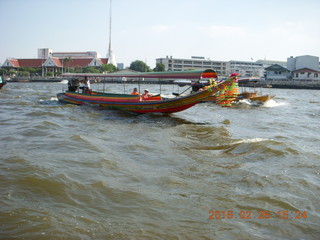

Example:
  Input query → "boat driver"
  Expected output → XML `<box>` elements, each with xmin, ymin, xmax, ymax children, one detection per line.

<box><xmin>80</xmin><ymin>77</ymin><xmax>91</xmax><ymax>93</ymax></box>
<box><xmin>68</xmin><ymin>78</ymin><xmax>80</xmax><ymax>92</ymax></box>
<box><xmin>131</xmin><ymin>88</ymin><xmax>139</xmax><ymax>95</ymax></box>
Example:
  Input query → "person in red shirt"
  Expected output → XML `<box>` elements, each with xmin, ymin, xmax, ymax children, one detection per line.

<box><xmin>141</xmin><ymin>89</ymin><xmax>152</xmax><ymax>100</ymax></box>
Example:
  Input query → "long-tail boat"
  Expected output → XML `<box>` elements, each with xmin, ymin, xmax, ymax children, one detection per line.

<box><xmin>57</xmin><ymin>69</ymin><xmax>239</xmax><ymax>114</ymax></box>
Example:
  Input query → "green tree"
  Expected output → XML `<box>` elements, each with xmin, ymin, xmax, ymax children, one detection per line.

<box><xmin>129</xmin><ymin>60</ymin><xmax>151</xmax><ymax>72</ymax></box>
<box><xmin>45</xmin><ymin>72</ymin><xmax>54</xmax><ymax>77</ymax></box>
<box><xmin>0</xmin><ymin>68</ymin><xmax>7</xmax><ymax>76</ymax></box>
<box><xmin>8</xmin><ymin>70</ymin><xmax>17</xmax><ymax>76</ymax></box>
<box><xmin>82</xmin><ymin>67</ymin><xmax>100</xmax><ymax>73</ymax></box>
<box><xmin>17</xmin><ymin>71</ymin><xmax>30</xmax><ymax>77</ymax></box>
<box><xmin>153</xmin><ymin>63</ymin><xmax>165</xmax><ymax>72</ymax></box>
<box><xmin>101</xmin><ymin>63</ymin><xmax>117</xmax><ymax>73</ymax></box>
<box><xmin>19</xmin><ymin>67</ymin><xmax>42</xmax><ymax>76</ymax></box>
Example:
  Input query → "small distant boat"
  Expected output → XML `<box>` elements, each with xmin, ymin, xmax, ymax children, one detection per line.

<box><xmin>0</xmin><ymin>77</ymin><xmax>6</xmax><ymax>90</ymax></box>
<box><xmin>57</xmin><ymin>69</ymin><xmax>239</xmax><ymax>114</ymax></box>
<box><xmin>236</xmin><ymin>78</ymin><xmax>275</xmax><ymax>103</ymax></box>
<box><xmin>202</xmin><ymin>77</ymin><xmax>275</xmax><ymax>104</ymax></box>
<box><xmin>237</xmin><ymin>91</ymin><xmax>275</xmax><ymax>103</ymax></box>
<box><xmin>202</xmin><ymin>90</ymin><xmax>275</xmax><ymax>103</ymax></box>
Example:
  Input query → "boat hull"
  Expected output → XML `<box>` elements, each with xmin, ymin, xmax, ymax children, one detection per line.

<box><xmin>0</xmin><ymin>82</ymin><xmax>6</xmax><ymax>90</ymax></box>
<box><xmin>249</xmin><ymin>95</ymin><xmax>275</xmax><ymax>102</ymax></box>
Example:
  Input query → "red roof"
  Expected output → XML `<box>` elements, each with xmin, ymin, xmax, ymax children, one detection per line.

<box><xmin>3</xmin><ymin>58</ymin><xmax>109</xmax><ymax>68</ymax></box>
<box><xmin>293</xmin><ymin>68</ymin><xmax>320</xmax><ymax>73</ymax></box>
<box><xmin>63</xmin><ymin>58</ymin><xmax>108</xmax><ymax>67</ymax></box>
<box><xmin>8</xmin><ymin>59</ymin><xmax>20</xmax><ymax>67</ymax></box>
<box><xmin>51</xmin><ymin>57</ymin><xmax>62</xmax><ymax>67</ymax></box>
<box><xmin>101</xmin><ymin>58</ymin><xmax>108</xmax><ymax>64</ymax></box>
<box><xmin>63</xmin><ymin>58</ymin><xmax>92</xmax><ymax>68</ymax></box>
<box><xmin>14</xmin><ymin>59</ymin><xmax>46</xmax><ymax>67</ymax></box>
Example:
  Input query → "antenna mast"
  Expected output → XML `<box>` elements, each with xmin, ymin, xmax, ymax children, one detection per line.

<box><xmin>109</xmin><ymin>0</ymin><xmax>112</xmax><ymax>48</ymax></box>
<box><xmin>107</xmin><ymin>0</ymin><xmax>116</xmax><ymax>66</ymax></box>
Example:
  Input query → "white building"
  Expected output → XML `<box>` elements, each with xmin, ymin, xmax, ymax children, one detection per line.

<box><xmin>156</xmin><ymin>56</ymin><xmax>226</xmax><ymax>76</ymax></box>
<box><xmin>52</xmin><ymin>51</ymin><xmax>99</xmax><ymax>59</ymax></box>
<box><xmin>38</xmin><ymin>48</ymin><xmax>99</xmax><ymax>59</ymax></box>
<box><xmin>226</xmin><ymin>60</ymin><xmax>264</xmax><ymax>77</ymax></box>
<box><xmin>256</xmin><ymin>59</ymin><xmax>287</xmax><ymax>69</ymax></box>
<box><xmin>264</xmin><ymin>55</ymin><xmax>320</xmax><ymax>84</ymax></box>
<box><xmin>292</xmin><ymin>68</ymin><xmax>320</xmax><ymax>81</ymax></box>
<box><xmin>38</xmin><ymin>48</ymin><xmax>53</xmax><ymax>59</ymax></box>
<box><xmin>156</xmin><ymin>56</ymin><xmax>277</xmax><ymax>78</ymax></box>
<box><xmin>287</xmin><ymin>55</ymin><xmax>319</xmax><ymax>71</ymax></box>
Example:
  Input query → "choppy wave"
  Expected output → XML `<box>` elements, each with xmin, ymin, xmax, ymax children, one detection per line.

<box><xmin>38</xmin><ymin>97</ymin><xmax>59</xmax><ymax>105</ymax></box>
<box><xmin>263</xmin><ymin>99</ymin><xmax>288</xmax><ymax>108</ymax></box>
<box><xmin>235</xmin><ymin>99</ymin><xmax>288</xmax><ymax>108</ymax></box>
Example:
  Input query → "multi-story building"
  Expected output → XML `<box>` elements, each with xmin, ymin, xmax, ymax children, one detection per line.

<box><xmin>52</xmin><ymin>51</ymin><xmax>99</xmax><ymax>59</ymax></box>
<box><xmin>256</xmin><ymin>59</ymin><xmax>287</xmax><ymax>69</ymax></box>
<box><xmin>38</xmin><ymin>48</ymin><xmax>53</xmax><ymax>59</ymax></box>
<box><xmin>287</xmin><ymin>55</ymin><xmax>319</xmax><ymax>71</ymax></box>
<box><xmin>225</xmin><ymin>60</ymin><xmax>264</xmax><ymax>77</ymax></box>
<box><xmin>156</xmin><ymin>56</ymin><xmax>227</xmax><ymax>76</ymax></box>
<box><xmin>156</xmin><ymin>56</ymin><xmax>278</xmax><ymax>78</ymax></box>
<box><xmin>37</xmin><ymin>48</ymin><xmax>99</xmax><ymax>59</ymax></box>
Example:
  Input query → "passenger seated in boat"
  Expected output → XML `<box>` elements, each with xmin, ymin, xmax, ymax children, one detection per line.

<box><xmin>68</xmin><ymin>78</ymin><xmax>80</xmax><ymax>92</ymax></box>
<box><xmin>131</xmin><ymin>88</ymin><xmax>139</xmax><ymax>95</ymax></box>
<box><xmin>191</xmin><ymin>81</ymin><xmax>204</xmax><ymax>93</ymax></box>
<box><xmin>141</xmin><ymin>89</ymin><xmax>152</xmax><ymax>100</ymax></box>
<box><xmin>80</xmin><ymin>77</ymin><xmax>91</xmax><ymax>94</ymax></box>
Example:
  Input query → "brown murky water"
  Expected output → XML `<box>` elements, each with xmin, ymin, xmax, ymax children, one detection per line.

<box><xmin>1</xmin><ymin>83</ymin><xmax>319</xmax><ymax>239</ymax></box>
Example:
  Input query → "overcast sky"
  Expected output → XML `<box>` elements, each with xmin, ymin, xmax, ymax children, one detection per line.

<box><xmin>1</xmin><ymin>0</ymin><xmax>319</xmax><ymax>68</ymax></box>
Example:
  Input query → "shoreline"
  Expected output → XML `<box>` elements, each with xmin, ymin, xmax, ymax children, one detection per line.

<box><xmin>6</xmin><ymin>78</ymin><xmax>320</xmax><ymax>90</ymax></box>
<box><xmin>239</xmin><ymin>82</ymin><xmax>320</xmax><ymax>90</ymax></box>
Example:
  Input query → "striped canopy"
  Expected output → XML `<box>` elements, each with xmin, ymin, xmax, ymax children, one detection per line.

<box><xmin>62</xmin><ymin>69</ymin><xmax>217</xmax><ymax>79</ymax></box>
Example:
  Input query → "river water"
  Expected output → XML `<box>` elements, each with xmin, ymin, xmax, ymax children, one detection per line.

<box><xmin>1</xmin><ymin>82</ymin><xmax>319</xmax><ymax>240</ymax></box>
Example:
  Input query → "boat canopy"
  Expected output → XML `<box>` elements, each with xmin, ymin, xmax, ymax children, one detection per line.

<box><xmin>62</xmin><ymin>69</ymin><xmax>217</xmax><ymax>80</ymax></box>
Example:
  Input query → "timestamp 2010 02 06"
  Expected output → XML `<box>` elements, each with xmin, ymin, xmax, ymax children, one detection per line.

<box><xmin>208</xmin><ymin>210</ymin><xmax>307</xmax><ymax>220</ymax></box>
